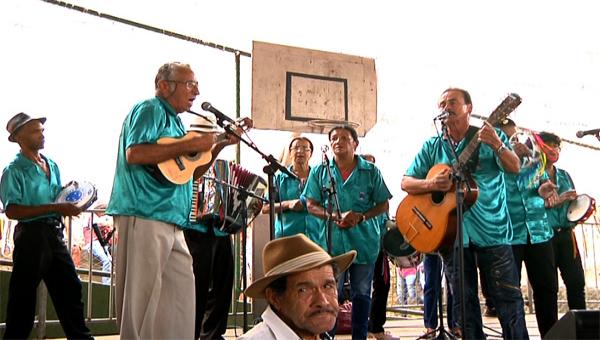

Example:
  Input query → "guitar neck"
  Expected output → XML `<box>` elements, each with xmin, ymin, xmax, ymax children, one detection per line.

<box><xmin>457</xmin><ymin>93</ymin><xmax>522</xmax><ymax>166</ymax></box>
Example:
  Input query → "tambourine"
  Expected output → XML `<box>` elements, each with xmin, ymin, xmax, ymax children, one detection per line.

<box><xmin>566</xmin><ymin>194</ymin><xmax>596</xmax><ymax>223</ymax></box>
<box><xmin>55</xmin><ymin>181</ymin><xmax>98</xmax><ymax>210</ymax></box>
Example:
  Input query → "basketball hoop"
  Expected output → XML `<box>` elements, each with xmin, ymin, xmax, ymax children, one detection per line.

<box><xmin>307</xmin><ymin>119</ymin><xmax>360</xmax><ymax>134</ymax></box>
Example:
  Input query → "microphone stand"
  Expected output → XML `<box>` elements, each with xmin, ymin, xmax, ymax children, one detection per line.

<box><xmin>321</xmin><ymin>152</ymin><xmax>342</xmax><ymax>254</ymax></box>
<box><xmin>440</xmin><ymin>121</ymin><xmax>468</xmax><ymax>339</ymax></box>
<box><xmin>218</xmin><ymin>122</ymin><xmax>297</xmax><ymax>240</ymax></box>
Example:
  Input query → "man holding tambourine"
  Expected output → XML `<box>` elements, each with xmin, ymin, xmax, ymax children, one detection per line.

<box><xmin>539</xmin><ymin>131</ymin><xmax>588</xmax><ymax>310</ymax></box>
<box><xmin>0</xmin><ymin>113</ymin><xmax>93</xmax><ymax>339</ymax></box>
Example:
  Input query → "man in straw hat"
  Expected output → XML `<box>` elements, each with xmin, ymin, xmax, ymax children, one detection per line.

<box><xmin>239</xmin><ymin>234</ymin><xmax>356</xmax><ymax>340</ymax></box>
<box><xmin>0</xmin><ymin>112</ymin><xmax>92</xmax><ymax>339</ymax></box>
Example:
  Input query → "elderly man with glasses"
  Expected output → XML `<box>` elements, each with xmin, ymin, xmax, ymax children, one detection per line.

<box><xmin>106</xmin><ymin>62</ymin><xmax>243</xmax><ymax>339</ymax></box>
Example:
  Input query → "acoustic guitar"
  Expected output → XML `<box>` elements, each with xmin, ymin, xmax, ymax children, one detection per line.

<box><xmin>156</xmin><ymin>132</ymin><xmax>226</xmax><ymax>185</ymax></box>
<box><xmin>395</xmin><ymin>93</ymin><xmax>522</xmax><ymax>253</ymax></box>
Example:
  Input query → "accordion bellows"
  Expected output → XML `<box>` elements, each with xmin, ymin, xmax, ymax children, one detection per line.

<box><xmin>190</xmin><ymin>159</ymin><xmax>267</xmax><ymax>234</ymax></box>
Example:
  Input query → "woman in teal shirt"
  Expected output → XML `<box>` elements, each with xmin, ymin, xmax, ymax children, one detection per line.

<box><xmin>262</xmin><ymin>137</ymin><xmax>326</xmax><ymax>248</ymax></box>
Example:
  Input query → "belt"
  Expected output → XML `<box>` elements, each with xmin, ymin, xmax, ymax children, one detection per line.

<box><xmin>20</xmin><ymin>217</ymin><xmax>63</xmax><ymax>228</ymax></box>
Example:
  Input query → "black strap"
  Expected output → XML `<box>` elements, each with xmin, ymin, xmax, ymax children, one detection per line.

<box><xmin>448</xmin><ymin>125</ymin><xmax>481</xmax><ymax>173</ymax></box>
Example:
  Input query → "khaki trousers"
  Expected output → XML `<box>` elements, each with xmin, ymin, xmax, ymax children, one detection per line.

<box><xmin>114</xmin><ymin>216</ymin><xmax>195</xmax><ymax>339</ymax></box>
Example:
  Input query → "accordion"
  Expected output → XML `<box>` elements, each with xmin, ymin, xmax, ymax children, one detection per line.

<box><xmin>190</xmin><ymin>159</ymin><xmax>267</xmax><ymax>234</ymax></box>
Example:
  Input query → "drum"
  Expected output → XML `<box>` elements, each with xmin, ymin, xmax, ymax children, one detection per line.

<box><xmin>190</xmin><ymin>159</ymin><xmax>267</xmax><ymax>234</ymax></box>
<box><xmin>382</xmin><ymin>221</ymin><xmax>422</xmax><ymax>268</ymax></box>
<box><xmin>54</xmin><ymin>181</ymin><xmax>97</xmax><ymax>210</ymax></box>
<box><xmin>567</xmin><ymin>194</ymin><xmax>596</xmax><ymax>223</ymax></box>
<box><xmin>509</xmin><ymin>130</ymin><xmax>542</xmax><ymax>169</ymax></box>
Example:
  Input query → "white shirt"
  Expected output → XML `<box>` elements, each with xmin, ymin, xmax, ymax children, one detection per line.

<box><xmin>237</xmin><ymin>305</ymin><xmax>302</xmax><ymax>340</ymax></box>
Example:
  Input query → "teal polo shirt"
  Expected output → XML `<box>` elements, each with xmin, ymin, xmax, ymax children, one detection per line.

<box><xmin>405</xmin><ymin>129</ymin><xmax>513</xmax><ymax>247</ymax></box>
<box><xmin>106</xmin><ymin>96</ymin><xmax>192</xmax><ymax>228</ymax></box>
<box><xmin>0</xmin><ymin>153</ymin><xmax>62</xmax><ymax>222</ymax></box>
<box><xmin>505</xmin><ymin>168</ymin><xmax>553</xmax><ymax>245</ymax></box>
<box><xmin>271</xmin><ymin>166</ymin><xmax>326</xmax><ymax>249</ymax></box>
<box><xmin>546</xmin><ymin>167</ymin><xmax>577</xmax><ymax>229</ymax></box>
<box><xmin>303</xmin><ymin>156</ymin><xmax>392</xmax><ymax>264</ymax></box>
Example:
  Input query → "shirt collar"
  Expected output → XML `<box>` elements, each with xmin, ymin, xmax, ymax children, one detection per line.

<box><xmin>15</xmin><ymin>152</ymin><xmax>46</xmax><ymax>168</ymax></box>
<box><xmin>281</xmin><ymin>165</ymin><xmax>311</xmax><ymax>179</ymax></box>
<box><xmin>261</xmin><ymin>305</ymin><xmax>303</xmax><ymax>340</ymax></box>
<box><xmin>330</xmin><ymin>155</ymin><xmax>373</xmax><ymax>171</ymax></box>
<box><xmin>156</xmin><ymin>96</ymin><xmax>178</xmax><ymax>117</ymax></box>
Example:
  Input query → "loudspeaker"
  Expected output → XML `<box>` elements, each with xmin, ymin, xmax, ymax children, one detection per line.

<box><xmin>545</xmin><ymin>310</ymin><xmax>600</xmax><ymax>339</ymax></box>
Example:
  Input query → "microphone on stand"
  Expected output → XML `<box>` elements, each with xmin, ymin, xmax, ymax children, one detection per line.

<box><xmin>321</xmin><ymin>145</ymin><xmax>330</xmax><ymax>166</ymax></box>
<box><xmin>434</xmin><ymin>111</ymin><xmax>450</xmax><ymax>121</ymax></box>
<box><xmin>575</xmin><ymin>128</ymin><xmax>600</xmax><ymax>138</ymax></box>
<box><xmin>200</xmin><ymin>102</ymin><xmax>237</xmax><ymax>126</ymax></box>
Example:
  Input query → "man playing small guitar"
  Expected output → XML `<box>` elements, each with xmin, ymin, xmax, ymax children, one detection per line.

<box><xmin>400</xmin><ymin>88</ymin><xmax>528</xmax><ymax>339</ymax></box>
<box><xmin>106</xmin><ymin>62</ymin><xmax>249</xmax><ymax>339</ymax></box>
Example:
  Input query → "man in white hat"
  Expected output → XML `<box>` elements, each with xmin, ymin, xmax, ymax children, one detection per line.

<box><xmin>0</xmin><ymin>112</ymin><xmax>92</xmax><ymax>339</ymax></box>
<box><xmin>239</xmin><ymin>234</ymin><xmax>356</xmax><ymax>340</ymax></box>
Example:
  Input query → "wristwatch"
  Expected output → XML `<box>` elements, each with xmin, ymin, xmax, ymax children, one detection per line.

<box><xmin>496</xmin><ymin>144</ymin><xmax>508</xmax><ymax>155</ymax></box>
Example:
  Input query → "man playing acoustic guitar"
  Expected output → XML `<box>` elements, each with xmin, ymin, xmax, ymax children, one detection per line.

<box><xmin>107</xmin><ymin>62</ymin><xmax>245</xmax><ymax>339</ymax></box>
<box><xmin>400</xmin><ymin>88</ymin><xmax>528</xmax><ymax>339</ymax></box>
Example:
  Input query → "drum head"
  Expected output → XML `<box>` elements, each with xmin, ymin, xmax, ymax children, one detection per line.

<box><xmin>382</xmin><ymin>227</ymin><xmax>415</xmax><ymax>258</ymax></box>
<box><xmin>55</xmin><ymin>181</ymin><xmax>97</xmax><ymax>210</ymax></box>
<box><xmin>567</xmin><ymin>194</ymin><xmax>593</xmax><ymax>223</ymax></box>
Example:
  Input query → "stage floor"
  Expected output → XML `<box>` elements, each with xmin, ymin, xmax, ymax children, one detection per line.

<box><xmin>87</xmin><ymin>313</ymin><xmax>543</xmax><ymax>340</ymax></box>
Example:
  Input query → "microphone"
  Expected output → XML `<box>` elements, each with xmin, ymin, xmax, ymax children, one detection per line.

<box><xmin>576</xmin><ymin>128</ymin><xmax>600</xmax><ymax>138</ymax></box>
<box><xmin>434</xmin><ymin>111</ymin><xmax>450</xmax><ymax>121</ymax></box>
<box><xmin>201</xmin><ymin>102</ymin><xmax>237</xmax><ymax>126</ymax></box>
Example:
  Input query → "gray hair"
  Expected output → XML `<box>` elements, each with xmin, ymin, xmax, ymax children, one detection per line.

<box><xmin>154</xmin><ymin>62</ymin><xmax>192</xmax><ymax>89</ymax></box>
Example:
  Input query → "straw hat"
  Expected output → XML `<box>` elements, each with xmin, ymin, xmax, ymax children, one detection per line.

<box><xmin>188</xmin><ymin>113</ymin><xmax>223</xmax><ymax>133</ymax></box>
<box><xmin>6</xmin><ymin>112</ymin><xmax>46</xmax><ymax>142</ymax></box>
<box><xmin>245</xmin><ymin>234</ymin><xmax>356</xmax><ymax>298</ymax></box>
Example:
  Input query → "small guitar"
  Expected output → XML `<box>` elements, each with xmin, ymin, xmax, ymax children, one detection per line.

<box><xmin>395</xmin><ymin>93</ymin><xmax>522</xmax><ymax>253</ymax></box>
<box><xmin>156</xmin><ymin>132</ymin><xmax>227</xmax><ymax>185</ymax></box>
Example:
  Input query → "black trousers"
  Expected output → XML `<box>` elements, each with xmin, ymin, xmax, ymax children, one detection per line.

<box><xmin>368</xmin><ymin>250</ymin><xmax>390</xmax><ymax>334</ymax></box>
<box><xmin>184</xmin><ymin>228</ymin><xmax>234</xmax><ymax>340</ymax></box>
<box><xmin>512</xmin><ymin>240</ymin><xmax>558</xmax><ymax>337</ymax></box>
<box><xmin>552</xmin><ymin>228</ymin><xmax>586</xmax><ymax>309</ymax></box>
<box><xmin>3</xmin><ymin>220</ymin><xmax>91</xmax><ymax>340</ymax></box>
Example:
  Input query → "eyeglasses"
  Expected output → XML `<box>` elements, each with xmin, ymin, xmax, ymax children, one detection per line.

<box><xmin>167</xmin><ymin>80</ymin><xmax>199</xmax><ymax>90</ymax></box>
<box><xmin>290</xmin><ymin>146</ymin><xmax>312</xmax><ymax>152</ymax></box>
<box><xmin>548</xmin><ymin>144</ymin><xmax>562</xmax><ymax>152</ymax></box>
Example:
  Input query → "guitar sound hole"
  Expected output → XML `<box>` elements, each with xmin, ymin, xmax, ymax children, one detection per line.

<box><xmin>431</xmin><ymin>191</ymin><xmax>445</xmax><ymax>204</ymax></box>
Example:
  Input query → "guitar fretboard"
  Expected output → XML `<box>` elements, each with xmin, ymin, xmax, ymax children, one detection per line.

<box><xmin>457</xmin><ymin>93</ymin><xmax>522</xmax><ymax>167</ymax></box>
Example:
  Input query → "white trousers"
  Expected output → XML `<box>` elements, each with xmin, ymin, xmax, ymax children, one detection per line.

<box><xmin>114</xmin><ymin>216</ymin><xmax>195</xmax><ymax>339</ymax></box>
